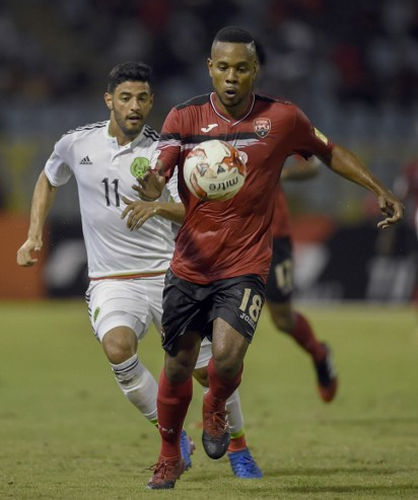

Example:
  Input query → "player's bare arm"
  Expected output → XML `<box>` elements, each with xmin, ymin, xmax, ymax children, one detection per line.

<box><xmin>319</xmin><ymin>144</ymin><xmax>404</xmax><ymax>229</ymax></box>
<box><xmin>281</xmin><ymin>156</ymin><xmax>321</xmax><ymax>182</ymax></box>
<box><xmin>121</xmin><ymin>196</ymin><xmax>185</xmax><ymax>230</ymax></box>
<box><xmin>17</xmin><ymin>171</ymin><xmax>57</xmax><ymax>266</ymax></box>
<box><xmin>132</xmin><ymin>160</ymin><xmax>166</xmax><ymax>201</ymax></box>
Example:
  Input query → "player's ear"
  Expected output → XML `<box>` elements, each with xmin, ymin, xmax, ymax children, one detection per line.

<box><xmin>207</xmin><ymin>58</ymin><xmax>213</xmax><ymax>77</ymax></box>
<box><xmin>254</xmin><ymin>61</ymin><xmax>260</xmax><ymax>79</ymax></box>
<box><xmin>104</xmin><ymin>92</ymin><xmax>113</xmax><ymax>111</ymax></box>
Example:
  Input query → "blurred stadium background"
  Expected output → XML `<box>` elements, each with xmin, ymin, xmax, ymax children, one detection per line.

<box><xmin>0</xmin><ymin>0</ymin><xmax>417</xmax><ymax>301</ymax></box>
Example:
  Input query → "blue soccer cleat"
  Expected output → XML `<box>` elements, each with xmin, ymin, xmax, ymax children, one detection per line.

<box><xmin>180</xmin><ymin>429</ymin><xmax>195</xmax><ymax>470</ymax></box>
<box><xmin>227</xmin><ymin>447</ymin><xmax>263</xmax><ymax>479</ymax></box>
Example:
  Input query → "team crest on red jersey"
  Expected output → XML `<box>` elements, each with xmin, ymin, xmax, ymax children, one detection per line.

<box><xmin>253</xmin><ymin>118</ymin><xmax>271</xmax><ymax>138</ymax></box>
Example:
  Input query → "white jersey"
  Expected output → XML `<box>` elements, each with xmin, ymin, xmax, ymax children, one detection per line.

<box><xmin>45</xmin><ymin>121</ymin><xmax>179</xmax><ymax>279</ymax></box>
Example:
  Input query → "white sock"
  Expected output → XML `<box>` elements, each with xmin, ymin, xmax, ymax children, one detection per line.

<box><xmin>225</xmin><ymin>389</ymin><xmax>244</xmax><ymax>435</ymax></box>
<box><xmin>202</xmin><ymin>387</ymin><xmax>244</xmax><ymax>435</ymax></box>
<box><xmin>110</xmin><ymin>354</ymin><xmax>158</xmax><ymax>424</ymax></box>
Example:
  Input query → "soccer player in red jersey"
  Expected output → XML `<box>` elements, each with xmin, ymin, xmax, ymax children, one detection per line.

<box><xmin>266</xmin><ymin>158</ymin><xmax>338</xmax><ymax>402</ymax></box>
<box><xmin>136</xmin><ymin>26</ymin><xmax>403</xmax><ymax>489</ymax></box>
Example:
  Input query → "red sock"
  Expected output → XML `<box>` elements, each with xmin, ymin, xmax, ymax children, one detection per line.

<box><xmin>228</xmin><ymin>434</ymin><xmax>247</xmax><ymax>452</ymax></box>
<box><xmin>290</xmin><ymin>312</ymin><xmax>326</xmax><ymax>362</ymax></box>
<box><xmin>205</xmin><ymin>358</ymin><xmax>243</xmax><ymax>412</ymax></box>
<box><xmin>157</xmin><ymin>369</ymin><xmax>193</xmax><ymax>458</ymax></box>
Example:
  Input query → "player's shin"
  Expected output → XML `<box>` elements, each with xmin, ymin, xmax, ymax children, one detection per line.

<box><xmin>290</xmin><ymin>312</ymin><xmax>326</xmax><ymax>362</ymax></box>
<box><xmin>110</xmin><ymin>353</ymin><xmax>158</xmax><ymax>425</ymax></box>
<box><xmin>205</xmin><ymin>357</ymin><xmax>243</xmax><ymax>409</ymax></box>
<box><xmin>157</xmin><ymin>370</ymin><xmax>193</xmax><ymax>458</ymax></box>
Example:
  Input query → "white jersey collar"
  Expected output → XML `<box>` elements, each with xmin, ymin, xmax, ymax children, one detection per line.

<box><xmin>104</xmin><ymin>120</ymin><xmax>147</xmax><ymax>148</ymax></box>
<box><xmin>209</xmin><ymin>92</ymin><xmax>255</xmax><ymax>126</ymax></box>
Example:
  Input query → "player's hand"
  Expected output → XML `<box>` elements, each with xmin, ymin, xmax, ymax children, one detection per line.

<box><xmin>132</xmin><ymin>169</ymin><xmax>165</xmax><ymax>201</ymax></box>
<box><xmin>17</xmin><ymin>238</ymin><xmax>42</xmax><ymax>266</ymax></box>
<box><xmin>376</xmin><ymin>191</ymin><xmax>404</xmax><ymax>229</ymax></box>
<box><xmin>121</xmin><ymin>196</ymin><xmax>159</xmax><ymax>231</ymax></box>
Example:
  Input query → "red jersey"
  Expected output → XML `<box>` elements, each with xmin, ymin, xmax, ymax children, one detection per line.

<box><xmin>157</xmin><ymin>92</ymin><xmax>333</xmax><ymax>284</ymax></box>
<box><xmin>271</xmin><ymin>185</ymin><xmax>291</xmax><ymax>238</ymax></box>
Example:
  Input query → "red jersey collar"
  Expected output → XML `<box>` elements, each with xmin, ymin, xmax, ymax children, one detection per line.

<box><xmin>209</xmin><ymin>92</ymin><xmax>256</xmax><ymax>126</ymax></box>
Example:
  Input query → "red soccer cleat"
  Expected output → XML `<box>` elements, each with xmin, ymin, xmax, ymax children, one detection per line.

<box><xmin>202</xmin><ymin>395</ymin><xmax>230</xmax><ymax>459</ymax></box>
<box><xmin>146</xmin><ymin>455</ymin><xmax>185</xmax><ymax>490</ymax></box>
<box><xmin>314</xmin><ymin>342</ymin><xmax>338</xmax><ymax>402</ymax></box>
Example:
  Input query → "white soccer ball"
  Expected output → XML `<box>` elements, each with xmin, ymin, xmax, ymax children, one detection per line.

<box><xmin>183</xmin><ymin>139</ymin><xmax>247</xmax><ymax>201</ymax></box>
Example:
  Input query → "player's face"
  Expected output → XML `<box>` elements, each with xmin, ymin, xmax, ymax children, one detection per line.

<box><xmin>208</xmin><ymin>41</ymin><xmax>258</xmax><ymax>117</ymax></box>
<box><xmin>105</xmin><ymin>81</ymin><xmax>154</xmax><ymax>144</ymax></box>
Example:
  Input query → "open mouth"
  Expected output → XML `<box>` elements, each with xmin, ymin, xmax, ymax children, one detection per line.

<box><xmin>225</xmin><ymin>89</ymin><xmax>237</xmax><ymax>97</ymax></box>
<box><xmin>128</xmin><ymin>115</ymin><xmax>142</xmax><ymax>123</ymax></box>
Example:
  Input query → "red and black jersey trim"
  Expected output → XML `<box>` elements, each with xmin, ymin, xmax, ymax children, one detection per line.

<box><xmin>175</xmin><ymin>93</ymin><xmax>211</xmax><ymax>110</ymax></box>
<box><xmin>183</xmin><ymin>132</ymin><xmax>259</xmax><ymax>144</ymax></box>
<box><xmin>159</xmin><ymin>131</ymin><xmax>260</xmax><ymax>144</ymax></box>
<box><xmin>255</xmin><ymin>93</ymin><xmax>292</xmax><ymax>105</ymax></box>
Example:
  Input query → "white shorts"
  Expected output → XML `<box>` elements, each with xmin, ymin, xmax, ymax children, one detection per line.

<box><xmin>85</xmin><ymin>276</ymin><xmax>165</xmax><ymax>342</ymax></box>
<box><xmin>85</xmin><ymin>276</ymin><xmax>212</xmax><ymax>368</ymax></box>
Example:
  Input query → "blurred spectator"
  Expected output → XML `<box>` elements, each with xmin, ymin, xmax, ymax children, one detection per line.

<box><xmin>2</xmin><ymin>0</ymin><xmax>417</xmax><ymax>223</ymax></box>
<box><xmin>0</xmin><ymin>0</ymin><xmax>416</xmax><ymax>106</ymax></box>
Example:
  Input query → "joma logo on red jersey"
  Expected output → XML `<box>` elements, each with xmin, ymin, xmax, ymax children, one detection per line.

<box><xmin>254</xmin><ymin>118</ymin><xmax>271</xmax><ymax>138</ymax></box>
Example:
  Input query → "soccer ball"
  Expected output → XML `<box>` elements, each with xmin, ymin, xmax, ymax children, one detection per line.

<box><xmin>183</xmin><ymin>139</ymin><xmax>246</xmax><ymax>201</ymax></box>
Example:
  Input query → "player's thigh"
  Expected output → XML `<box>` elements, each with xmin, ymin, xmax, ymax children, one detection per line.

<box><xmin>164</xmin><ymin>330</ymin><xmax>202</xmax><ymax>382</ymax></box>
<box><xmin>266</xmin><ymin>236</ymin><xmax>293</xmax><ymax>303</ymax></box>
<box><xmin>85</xmin><ymin>279</ymin><xmax>152</xmax><ymax>343</ymax></box>
<box><xmin>211</xmin><ymin>317</ymin><xmax>250</xmax><ymax>366</ymax></box>
<box><xmin>212</xmin><ymin>274</ymin><xmax>266</xmax><ymax>345</ymax></box>
<box><xmin>161</xmin><ymin>269</ymin><xmax>209</xmax><ymax>355</ymax></box>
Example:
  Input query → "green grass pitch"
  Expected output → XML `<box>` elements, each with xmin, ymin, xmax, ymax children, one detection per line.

<box><xmin>0</xmin><ymin>301</ymin><xmax>417</xmax><ymax>499</ymax></box>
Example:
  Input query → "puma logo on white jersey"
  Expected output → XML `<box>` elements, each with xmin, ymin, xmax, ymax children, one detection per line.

<box><xmin>201</xmin><ymin>123</ymin><xmax>218</xmax><ymax>133</ymax></box>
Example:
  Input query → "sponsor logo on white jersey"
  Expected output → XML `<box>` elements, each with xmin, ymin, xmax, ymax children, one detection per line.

<box><xmin>80</xmin><ymin>155</ymin><xmax>92</xmax><ymax>165</ymax></box>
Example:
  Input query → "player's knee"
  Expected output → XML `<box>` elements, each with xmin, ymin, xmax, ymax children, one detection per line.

<box><xmin>102</xmin><ymin>328</ymin><xmax>137</xmax><ymax>364</ymax></box>
<box><xmin>272</xmin><ymin>313</ymin><xmax>293</xmax><ymax>333</ymax></box>
<box><xmin>212</xmin><ymin>356</ymin><xmax>242</xmax><ymax>379</ymax></box>
<box><xmin>268</xmin><ymin>304</ymin><xmax>294</xmax><ymax>334</ymax></box>
<box><xmin>164</xmin><ymin>354</ymin><xmax>196</xmax><ymax>383</ymax></box>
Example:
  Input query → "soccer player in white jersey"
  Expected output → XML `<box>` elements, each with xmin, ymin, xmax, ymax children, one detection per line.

<box><xmin>17</xmin><ymin>61</ymin><xmax>262</xmax><ymax>479</ymax></box>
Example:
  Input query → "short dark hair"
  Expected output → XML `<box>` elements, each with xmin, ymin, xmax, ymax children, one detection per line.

<box><xmin>106</xmin><ymin>61</ymin><xmax>152</xmax><ymax>93</ymax></box>
<box><xmin>213</xmin><ymin>26</ymin><xmax>254</xmax><ymax>45</ymax></box>
<box><xmin>254</xmin><ymin>40</ymin><xmax>266</xmax><ymax>66</ymax></box>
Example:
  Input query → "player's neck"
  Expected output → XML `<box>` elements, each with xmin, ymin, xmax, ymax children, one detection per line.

<box><xmin>212</xmin><ymin>92</ymin><xmax>253</xmax><ymax>121</ymax></box>
<box><xmin>108</xmin><ymin>122</ymin><xmax>139</xmax><ymax>146</ymax></box>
